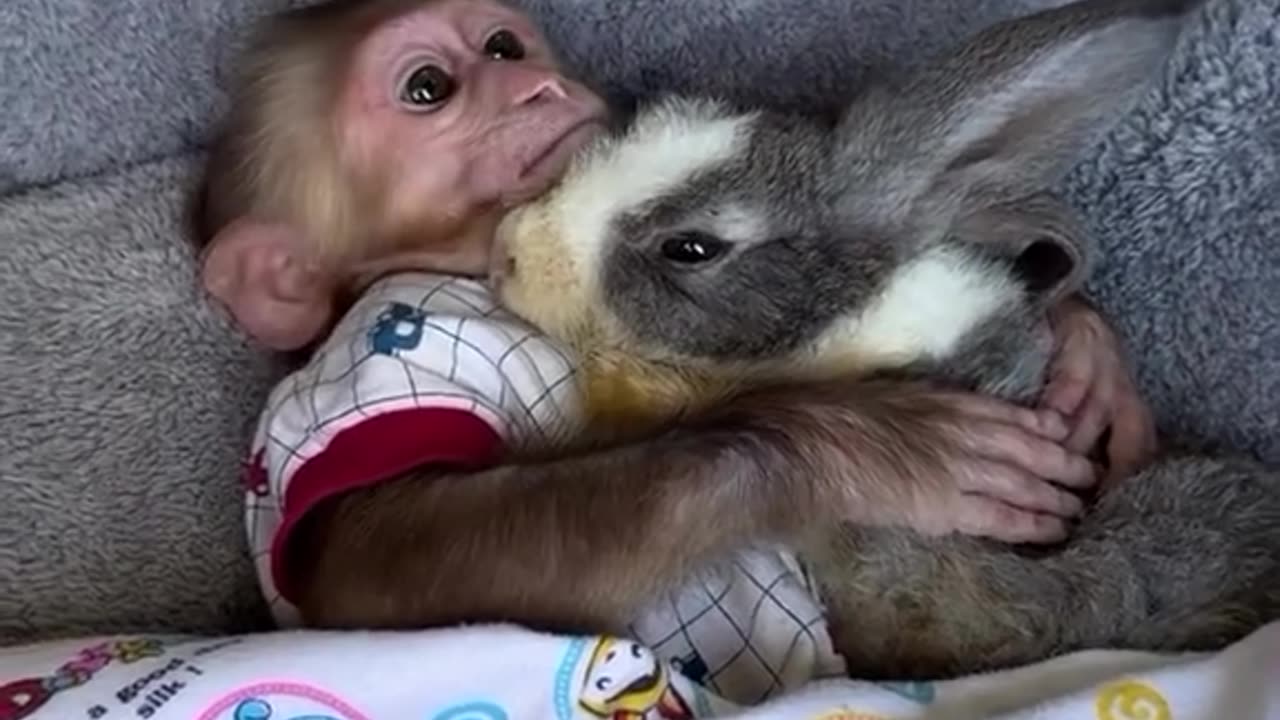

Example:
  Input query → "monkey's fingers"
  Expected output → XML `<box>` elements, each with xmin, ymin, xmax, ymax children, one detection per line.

<box><xmin>957</xmin><ymin>423</ymin><xmax>1096</xmax><ymax>489</ymax></box>
<box><xmin>958</xmin><ymin>463</ymin><xmax>1084</xmax><ymax>518</ymax></box>
<box><xmin>952</xmin><ymin>494</ymin><xmax>1071</xmax><ymax>544</ymax></box>
<box><xmin>945</xmin><ymin>393</ymin><xmax>1070</xmax><ymax>440</ymax></box>
<box><xmin>1104</xmin><ymin>393</ymin><xmax>1158</xmax><ymax>482</ymax></box>
<box><xmin>1042</xmin><ymin>371</ymin><xmax>1091</xmax><ymax>420</ymax></box>
<box><xmin>1064</xmin><ymin>384</ymin><xmax>1110</xmax><ymax>455</ymax></box>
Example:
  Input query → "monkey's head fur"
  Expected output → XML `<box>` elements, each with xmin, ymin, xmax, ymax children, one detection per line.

<box><xmin>495</xmin><ymin>0</ymin><xmax>1192</xmax><ymax>431</ymax></box>
<box><xmin>198</xmin><ymin>0</ymin><xmax>511</xmax><ymax>267</ymax></box>
<box><xmin>201</xmin><ymin>1</ymin><xmax>393</xmax><ymax>261</ymax></box>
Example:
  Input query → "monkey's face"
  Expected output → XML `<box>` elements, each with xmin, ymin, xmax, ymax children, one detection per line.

<box><xmin>340</xmin><ymin>0</ymin><xmax>609</xmax><ymax>273</ymax></box>
<box><xmin>197</xmin><ymin>0</ymin><xmax>611</xmax><ymax>351</ymax></box>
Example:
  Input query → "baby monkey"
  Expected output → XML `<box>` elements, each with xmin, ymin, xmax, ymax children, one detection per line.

<box><xmin>198</xmin><ymin>0</ymin><xmax>1157</xmax><ymax>688</ymax></box>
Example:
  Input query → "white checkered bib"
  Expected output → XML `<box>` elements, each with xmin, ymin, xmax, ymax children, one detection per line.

<box><xmin>243</xmin><ymin>271</ymin><xmax>843</xmax><ymax>702</ymax></box>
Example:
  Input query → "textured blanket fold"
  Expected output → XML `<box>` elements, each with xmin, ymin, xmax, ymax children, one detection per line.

<box><xmin>1</xmin><ymin>0</ymin><xmax>1278</xmax><ymax>643</ymax></box>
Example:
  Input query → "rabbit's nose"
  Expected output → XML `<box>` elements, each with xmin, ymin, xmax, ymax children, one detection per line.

<box><xmin>487</xmin><ymin>246</ymin><xmax>517</xmax><ymax>293</ymax></box>
<box><xmin>488</xmin><ymin>227</ymin><xmax>511</xmax><ymax>283</ymax></box>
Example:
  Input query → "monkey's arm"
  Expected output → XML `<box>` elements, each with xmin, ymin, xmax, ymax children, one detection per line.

<box><xmin>291</xmin><ymin>420</ymin><xmax>799</xmax><ymax>633</ymax></box>
<box><xmin>289</xmin><ymin>379</ymin><xmax>1093</xmax><ymax>632</ymax></box>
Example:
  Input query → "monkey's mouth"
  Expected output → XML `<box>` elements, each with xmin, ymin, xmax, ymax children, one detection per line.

<box><xmin>514</xmin><ymin>119</ymin><xmax>605</xmax><ymax>191</ymax></box>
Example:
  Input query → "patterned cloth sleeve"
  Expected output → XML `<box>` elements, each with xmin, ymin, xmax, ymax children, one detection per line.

<box><xmin>241</xmin><ymin>272</ymin><xmax>584</xmax><ymax>625</ymax></box>
<box><xmin>237</xmin><ymin>273</ymin><xmax>842</xmax><ymax>705</ymax></box>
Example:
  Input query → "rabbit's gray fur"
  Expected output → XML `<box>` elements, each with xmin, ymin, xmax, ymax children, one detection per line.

<box><xmin>506</xmin><ymin>0</ymin><xmax>1280</xmax><ymax>678</ymax></box>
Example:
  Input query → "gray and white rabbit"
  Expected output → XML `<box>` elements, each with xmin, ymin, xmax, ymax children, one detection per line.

<box><xmin>493</xmin><ymin>0</ymin><xmax>1280</xmax><ymax>678</ymax></box>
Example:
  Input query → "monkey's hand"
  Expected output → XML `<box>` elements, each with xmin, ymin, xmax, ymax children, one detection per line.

<box><xmin>736</xmin><ymin>380</ymin><xmax>1097</xmax><ymax>545</ymax></box>
<box><xmin>1042</xmin><ymin>295</ymin><xmax>1157</xmax><ymax>484</ymax></box>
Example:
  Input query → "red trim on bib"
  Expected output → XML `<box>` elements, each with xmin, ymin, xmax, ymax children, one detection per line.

<box><xmin>269</xmin><ymin>407</ymin><xmax>503</xmax><ymax>603</ymax></box>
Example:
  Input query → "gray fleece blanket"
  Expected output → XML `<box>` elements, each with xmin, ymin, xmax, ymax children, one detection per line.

<box><xmin>0</xmin><ymin>0</ymin><xmax>1277</xmax><ymax>645</ymax></box>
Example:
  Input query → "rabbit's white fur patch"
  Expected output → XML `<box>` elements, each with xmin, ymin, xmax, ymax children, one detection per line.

<box><xmin>550</xmin><ymin>97</ymin><xmax>755</xmax><ymax>274</ymax></box>
<box><xmin>808</xmin><ymin>245</ymin><xmax>1022</xmax><ymax>367</ymax></box>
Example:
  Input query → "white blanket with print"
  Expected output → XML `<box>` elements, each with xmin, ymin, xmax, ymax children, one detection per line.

<box><xmin>2</xmin><ymin>621</ymin><xmax>1276</xmax><ymax>720</ymax></box>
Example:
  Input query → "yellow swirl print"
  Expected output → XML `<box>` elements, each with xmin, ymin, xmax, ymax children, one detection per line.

<box><xmin>1095</xmin><ymin>679</ymin><xmax>1172</xmax><ymax>720</ymax></box>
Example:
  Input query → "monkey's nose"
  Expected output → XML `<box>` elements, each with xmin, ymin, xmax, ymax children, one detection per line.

<box><xmin>517</xmin><ymin>76</ymin><xmax>571</xmax><ymax>106</ymax></box>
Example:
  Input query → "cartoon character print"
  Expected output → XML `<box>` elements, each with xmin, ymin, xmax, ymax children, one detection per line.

<box><xmin>0</xmin><ymin>678</ymin><xmax>50</xmax><ymax>720</ymax></box>
<box><xmin>578</xmin><ymin>637</ymin><xmax>693</xmax><ymax>720</ymax></box>
<box><xmin>197</xmin><ymin>682</ymin><xmax>370</xmax><ymax>720</ymax></box>
<box><xmin>668</xmin><ymin>652</ymin><xmax>708</xmax><ymax>686</ymax></box>
<box><xmin>368</xmin><ymin>302</ymin><xmax>428</xmax><ymax>357</ymax></box>
<box><xmin>0</xmin><ymin>638</ymin><xmax>166</xmax><ymax>720</ymax></box>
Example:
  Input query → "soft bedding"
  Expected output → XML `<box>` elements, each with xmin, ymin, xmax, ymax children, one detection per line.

<box><xmin>1</xmin><ymin>0</ymin><xmax>1280</xmax><ymax>715</ymax></box>
<box><xmin>1</xmin><ymin>0</ymin><xmax>1279</xmax><ymax>707</ymax></box>
<box><xmin>4</xmin><ymin>622</ymin><xmax>1280</xmax><ymax>720</ymax></box>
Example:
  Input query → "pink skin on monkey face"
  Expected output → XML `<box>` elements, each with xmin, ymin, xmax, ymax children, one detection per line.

<box><xmin>340</xmin><ymin>0</ymin><xmax>608</xmax><ymax>247</ymax></box>
<box><xmin>201</xmin><ymin>0</ymin><xmax>609</xmax><ymax>352</ymax></box>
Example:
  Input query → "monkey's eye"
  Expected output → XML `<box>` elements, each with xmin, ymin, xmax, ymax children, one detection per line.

<box><xmin>484</xmin><ymin>29</ymin><xmax>525</xmax><ymax>60</ymax></box>
<box><xmin>659</xmin><ymin>232</ymin><xmax>730</xmax><ymax>265</ymax></box>
<box><xmin>401</xmin><ymin>65</ymin><xmax>456</xmax><ymax>107</ymax></box>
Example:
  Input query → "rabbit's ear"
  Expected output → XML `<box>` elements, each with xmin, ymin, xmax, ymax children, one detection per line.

<box><xmin>835</xmin><ymin>0</ymin><xmax>1196</xmax><ymax>219</ymax></box>
<box><xmin>953</xmin><ymin>193</ymin><xmax>1091</xmax><ymax>307</ymax></box>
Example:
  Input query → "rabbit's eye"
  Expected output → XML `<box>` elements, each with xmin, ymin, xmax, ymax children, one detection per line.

<box><xmin>659</xmin><ymin>232</ymin><xmax>729</xmax><ymax>265</ymax></box>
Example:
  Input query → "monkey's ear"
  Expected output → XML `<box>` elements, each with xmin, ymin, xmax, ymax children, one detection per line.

<box><xmin>836</xmin><ymin>0</ymin><xmax>1194</xmax><ymax>214</ymax></box>
<box><xmin>200</xmin><ymin>219</ymin><xmax>335</xmax><ymax>351</ymax></box>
